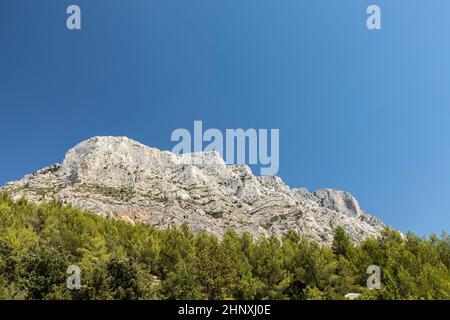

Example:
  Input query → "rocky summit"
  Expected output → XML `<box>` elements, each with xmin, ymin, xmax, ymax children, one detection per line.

<box><xmin>0</xmin><ymin>136</ymin><xmax>385</xmax><ymax>244</ymax></box>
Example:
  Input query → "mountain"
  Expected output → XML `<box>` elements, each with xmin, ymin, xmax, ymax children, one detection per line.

<box><xmin>0</xmin><ymin>136</ymin><xmax>384</xmax><ymax>244</ymax></box>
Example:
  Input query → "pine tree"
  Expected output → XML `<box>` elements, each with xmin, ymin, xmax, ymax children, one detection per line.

<box><xmin>332</xmin><ymin>226</ymin><xmax>351</xmax><ymax>257</ymax></box>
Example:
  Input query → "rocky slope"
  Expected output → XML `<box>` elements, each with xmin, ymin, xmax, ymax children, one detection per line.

<box><xmin>0</xmin><ymin>136</ymin><xmax>385</xmax><ymax>244</ymax></box>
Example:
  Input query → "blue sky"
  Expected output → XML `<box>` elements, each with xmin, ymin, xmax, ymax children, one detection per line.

<box><xmin>1</xmin><ymin>0</ymin><xmax>449</xmax><ymax>236</ymax></box>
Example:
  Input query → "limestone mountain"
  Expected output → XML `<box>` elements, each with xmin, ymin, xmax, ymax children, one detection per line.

<box><xmin>0</xmin><ymin>136</ymin><xmax>385</xmax><ymax>244</ymax></box>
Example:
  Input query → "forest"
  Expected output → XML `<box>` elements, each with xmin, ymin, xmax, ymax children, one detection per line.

<box><xmin>0</xmin><ymin>193</ymin><xmax>448</xmax><ymax>300</ymax></box>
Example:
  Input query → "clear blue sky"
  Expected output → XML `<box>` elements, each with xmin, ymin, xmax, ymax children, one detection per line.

<box><xmin>1</xmin><ymin>0</ymin><xmax>449</xmax><ymax>236</ymax></box>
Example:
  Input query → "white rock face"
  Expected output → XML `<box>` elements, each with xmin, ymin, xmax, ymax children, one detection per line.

<box><xmin>344</xmin><ymin>293</ymin><xmax>362</xmax><ymax>300</ymax></box>
<box><xmin>0</xmin><ymin>136</ymin><xmax>385</xmax><ymax>244</ymax></box>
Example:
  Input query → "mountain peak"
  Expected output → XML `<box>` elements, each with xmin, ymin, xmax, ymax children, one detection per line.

<box><xmin>63</xmin><ymin>136</ymin><xmax>158</xmax><ymax>162</ymax></box>
<box><xmin>0</xmin><ymin>136</ymin><xmax>385</xmax><ymax>244</ymax></box>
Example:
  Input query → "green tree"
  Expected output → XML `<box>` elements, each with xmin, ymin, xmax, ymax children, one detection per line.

<box><xmin>332</xmin><ymin>226</ymin><xmax>352</xmax><ymax>257</ymax></box>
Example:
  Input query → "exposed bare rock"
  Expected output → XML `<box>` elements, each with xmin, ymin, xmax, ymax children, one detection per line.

<box><xmin>344</xmin><ymin>293</ymin><xmax>362</xmax><ymax>300</ymax></box>
<box><xmin>0</xmin><ymin>136</ymin><xmax>385</xmax><ymax>244</ymax></box>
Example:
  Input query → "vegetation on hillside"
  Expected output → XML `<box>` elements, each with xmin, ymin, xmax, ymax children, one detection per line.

<box><xmin>0</xmin><ymin>193</ymin><xmax>448</xmax><ymax>300</ymax></box>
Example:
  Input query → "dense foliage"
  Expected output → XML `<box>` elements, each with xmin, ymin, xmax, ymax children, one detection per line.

<box><xmin>0</xmin><ymin>193</ymin><xmax>448</xmax><ymax>300</ymax></box>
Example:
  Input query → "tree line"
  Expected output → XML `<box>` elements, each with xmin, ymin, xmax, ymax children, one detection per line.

<box><xmin>0</xmin><ymin>193</ymin><xmax>448</xmax><ymax>300</ymax></box>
